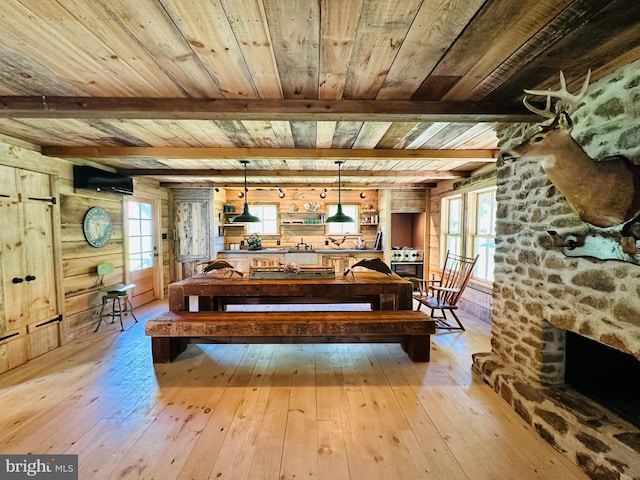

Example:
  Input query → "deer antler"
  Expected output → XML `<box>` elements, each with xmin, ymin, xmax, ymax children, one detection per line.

<box><xmin>523</xmin><ymin>70</ymin><xmax>591</xmax><ymax>118</ymax></box>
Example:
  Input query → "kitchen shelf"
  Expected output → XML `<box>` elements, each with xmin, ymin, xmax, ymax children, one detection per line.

<box><xmin>281</xmin><ymin>210</ymin><xmax>325</xmax><ymax>226</ymax></box>
<box><xmin>280</xmin><ymin>222</ymin><xmax>325</xmax><ymax>226</ymax></box>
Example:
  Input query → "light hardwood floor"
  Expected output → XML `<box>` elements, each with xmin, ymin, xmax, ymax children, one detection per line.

<box><xmin>0</xmin><ymin>301</ymin><xmax>587</xmax><ymax>480</ymax></box>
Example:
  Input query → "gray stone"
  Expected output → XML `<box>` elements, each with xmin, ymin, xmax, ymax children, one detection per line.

<box><xmin>535</xmin><ymin>408</ymin><xmax>569</xmax><ymax>434</ymax></box>
<box><xmin>576</xmin><ymin>432</ymin><xmax>611</xmax><ymax>453</ymax></box>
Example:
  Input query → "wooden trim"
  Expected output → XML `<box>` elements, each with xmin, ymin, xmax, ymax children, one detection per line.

<box><xmin>1</xmin><ymin>97</ymin><xmax>538</xmax><ymax>122</ymax></box>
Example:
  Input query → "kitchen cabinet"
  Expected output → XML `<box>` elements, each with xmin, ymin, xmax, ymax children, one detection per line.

<box><xmin>0</xmin><ymin>166</ymin><xmax>60</xmax><ymax>372</ymax></box>
<box><xmin>172</xmin><ymin>188</ymin><xmax>213</xmax><ymax>262</ymax></box>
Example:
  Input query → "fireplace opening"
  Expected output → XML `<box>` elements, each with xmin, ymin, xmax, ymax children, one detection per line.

<box><xmin>565</xmin><ymin>331</ymin><xmax>640</xmax><ymax>428</ymax></box>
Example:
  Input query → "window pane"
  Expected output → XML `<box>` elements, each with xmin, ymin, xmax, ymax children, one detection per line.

<box><xmin>446</xmin><ymin>236</ymin><xmax>461</xmax><ymax>256</ymax></box>
<box><xmin>128</xmin><ymin>202</ymin><xmax>140</xmax><ymax>218</ymax></box>
<box><xmin>141</xmin><ymin>236</ymin><xmax>153</xmax><ymax>253</ymax></box>
<box><xmin>140</xmin><ymin>202</ymin><xmax>153</xmax><ymax>220</ymax></box>
<box><xmin>141</xmin><ymin>219</ymin><xmax>152</xmax><ymax>236</ymax></box>
<box><xmin>129</xmin><ymin>254</ymin><xmax>143</xmax><ymax>272</ymax></box>
<box><xmin>474</xmin><ymin>237</ymin><xmax>495</xmax><ymax>281</ymax></box>
<box><xmin>129</xmin><ymin>237</ymin><xmax>142</xmax><ymax>254</ymax></box>
<box><xmin>448</xmin><ymin>198</ymin><xmax>461</xmax><ymax>234</ymax></box>
<box><xmin>476</xmin><ymin>192</ymin><xmax>495</xmax><ymax>235</ymax></box>
<box><xmin>141</xmin><ymin>252</ymin><xmax>154</xmax><ymax>269</ymax></box>
<box><xmin>128</xmin><ymin>219</ymin><xmax>141</xmax><ymax>236</ymax></box>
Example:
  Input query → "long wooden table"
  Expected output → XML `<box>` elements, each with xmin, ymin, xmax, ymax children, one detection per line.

<box><xmin>148</xmin><ymin>272</ymin><xmax>435</xmax><ymax>363</ymax></box>
<box><xmin>168</xmin><ymin>271</ymin><xmax>414</xmax><ymax>312</ymax></box>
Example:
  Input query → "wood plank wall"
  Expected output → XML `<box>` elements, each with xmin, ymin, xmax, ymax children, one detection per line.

<box><xmin>0</xmin><ymin>140</ymin><xmax>169</xmax><ymax>341</ymax></box>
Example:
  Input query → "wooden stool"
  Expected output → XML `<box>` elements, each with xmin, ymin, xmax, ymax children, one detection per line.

<box><xmin>96</xmin><ymin>284</ymin><xmax>138</xmax><ymax>332</ymax></box>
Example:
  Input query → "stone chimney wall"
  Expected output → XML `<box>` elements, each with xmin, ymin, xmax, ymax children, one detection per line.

<box><xmin>492</xmin><ymin>60</ymin><xmax>640</xmax><ymax>386</ymax></box>
<box><xmin>473</xmin><ymin>60</ymin><xmax>640</xmax><ymax>480</ymax></box>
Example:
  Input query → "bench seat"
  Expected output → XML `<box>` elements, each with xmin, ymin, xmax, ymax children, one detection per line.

<box><xmin>145</xmin><ymin>310</ymin><xmax>436</xmax><ymax>363</ymax></box>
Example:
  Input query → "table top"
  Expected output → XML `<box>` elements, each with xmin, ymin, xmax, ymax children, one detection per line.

<box><xmin>170</xmin><ymin>271</ymin><xmax>410</xmax><ymax>287</ymax></box>
<box><xmin>168</xmin><ymin>271</ymin><xmax>413</xmax><ymax>311</ymax></box>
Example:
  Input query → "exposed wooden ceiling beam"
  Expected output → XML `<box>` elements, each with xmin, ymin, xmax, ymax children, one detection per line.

<box><xmin>44</xmin><ymin>146</ymin><xmax>498</xmax><ymax>161</ymax></box>
<box><xmin>120</xmin><ymin>168</ymin><xmax>468</xmax><ymax>179</ymax></box>
<box><xmin>1</xmin><ymin>97</ymin><xmax>539</xmax><ymax>122</ymax></box>
<box><xmin>160</xmin><ymin>182</ymin><xmax>437</xmax><ymax>189</ymax></box>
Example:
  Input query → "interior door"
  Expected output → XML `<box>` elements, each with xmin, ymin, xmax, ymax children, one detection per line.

<box><xmin>126</xmin><ymin>198</ymin><xmax>159</xmax><ymax>307</ymax></box>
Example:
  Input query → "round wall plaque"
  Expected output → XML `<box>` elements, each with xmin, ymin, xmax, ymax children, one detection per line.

<box><xmin>83</xmin><ymin>206</ymin><xmax>113</xmax><ymax>248</ymax></box>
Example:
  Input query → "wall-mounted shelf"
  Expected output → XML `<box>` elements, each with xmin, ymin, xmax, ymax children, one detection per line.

<box><xmin>280</xmin><ymin>211</ymin><xmax>325</xmax><ymax>226</ymax></box>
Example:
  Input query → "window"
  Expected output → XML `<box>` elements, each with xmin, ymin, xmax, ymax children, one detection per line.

<box><xmin>127</xmin><ymin>201</ymin><xmax>154</xmax><ymax>272</ymax></box>
<box><xmin>326</xmin><ymin>204</ymin><xmax>359</xmax><ymax>235</ymax></box>
<box><xmin>442</xmin><ymin>195</ymin><xmax>463</xmax><ymax>256</ymax></box>
<box><xmin>441</xmin><ymin>187</ymin><xmax>496</xmax><ymax>282</ymax></box>
<box><xmin>470</xmin><ymin>189</ymin><xmax>496</xmax><ymax>282</ymax></box>
<box><xmin>247</xmin><ymin>204</ymin><xmax>278</xmax><ymax>235</ymax></box>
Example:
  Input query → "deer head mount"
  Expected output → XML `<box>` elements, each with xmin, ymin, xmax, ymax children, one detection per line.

<box><xmin>503</xmin><ymin>71</ymin><xmax>640</xmax><ymax>255</ymax></box>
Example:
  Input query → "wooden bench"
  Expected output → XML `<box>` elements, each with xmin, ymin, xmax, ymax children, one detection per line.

<box><xmin>145</xmin><ymin>310</ymin><xmax>436</xmax><ymax>363</ymax></box>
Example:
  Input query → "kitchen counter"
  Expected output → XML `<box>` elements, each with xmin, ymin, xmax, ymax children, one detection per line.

<box><xmin>217</xmin><ymin>249</ymin><xmax>385</xmax><ymax>273</ymax></box>
<box><xmin>218</xmin><ymin>249</ymin><xmax>382</xmax><ymax>254</ymax></box>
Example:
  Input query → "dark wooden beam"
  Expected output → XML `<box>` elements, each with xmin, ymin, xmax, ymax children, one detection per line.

<box><xmin>0</xmin><ymin>97</ymin><xmax>539</xmax><ymax>122</ymax></box>
<box><xmin>120</xmin><ymin>168</ymin><xmax>469</xmax><ymax>179</ymax></box>
<box><xmin>159</xmin><ymin>181</ymin><xmax>437</xmax><ymax>189</ymax></box>
<box><xmin>43</xmin><ymin>146</ymin><xmax>498</xmax><ymax>161</ymax></box>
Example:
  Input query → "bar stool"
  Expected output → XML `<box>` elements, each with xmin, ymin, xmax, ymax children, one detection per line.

<box><xmin>96</xmin><ymin>284</ymin><xmax>138</xmax><ymax>332</ymax></box>
<box><xmin>94</xmin><ymin>263</ymin><xmax>138</xmax><ymax>332</ymax></box>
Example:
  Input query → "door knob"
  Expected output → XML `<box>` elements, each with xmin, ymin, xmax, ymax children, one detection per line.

<box><xmin>25</xmin><ymin>275</ymin><xmax>36</xmax><ymax>282</ymax></box>
<box><xmin>12</xmin><ymin>277</ymin><xmax>24</xmax><ymax>284</ymax></box>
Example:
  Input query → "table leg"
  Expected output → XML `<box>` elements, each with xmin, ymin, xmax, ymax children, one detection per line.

<box><xmin>404</xmin><ymin>335</ymin><xmax>431</xmax><ymax>362</ymax></box>
<box><xmin>151</xmin><ymin>337</ymin><xmax>188</xmax><ymax>363</ymax></box>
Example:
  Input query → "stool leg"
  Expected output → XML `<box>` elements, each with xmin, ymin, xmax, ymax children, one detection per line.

<box><xmin>95</xmin><ymin>296</ymin><xmax>107</xmax><ymax>332</ymax></box>
<box><xmin>125</xmin><ymin>296</ymin><xmax>138</xmax><ymax>323</ymax></box>
<box><xmin>115</xmin><ymin>297</ymin><xmax>124</xmax><ymax>331</ymax></box>
<box><xmin>108</xmin><ymin>298</ymin><xmax>116</xmax><ymax>324</ymax></box>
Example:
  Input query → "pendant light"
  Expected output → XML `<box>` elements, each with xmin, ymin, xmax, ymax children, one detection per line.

<box><xmin>231</xmin><ymin>160</ymin><xmax>260</xmax><ymax>223</ymax></box>
<box><xmin>326</xmin><ymin>160</ymin><xmax>354</xmax><ymax>223</ymax></box>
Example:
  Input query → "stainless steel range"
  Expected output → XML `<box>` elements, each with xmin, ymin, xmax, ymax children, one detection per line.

<box><xmin>390</xmin><ymin>248</ymin><xmax>423</xmax><ymax>263</ymax></box>
<box><xmin>390</xmin><ymin>248</ymin><xmax>424</xmax><ymax>281</ymax></box>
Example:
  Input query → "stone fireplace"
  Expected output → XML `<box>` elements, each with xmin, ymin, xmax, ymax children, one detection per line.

<box><xmin>472</xmin><ymin>60</ymin><xmax>640</xmax><ymax>479</ymax></box>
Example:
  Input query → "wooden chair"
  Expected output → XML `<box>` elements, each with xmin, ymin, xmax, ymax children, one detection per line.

<box><xmin>413</xmin><ymin>251</ymin><xmax>479</xmax><ymax>331</ymax></box>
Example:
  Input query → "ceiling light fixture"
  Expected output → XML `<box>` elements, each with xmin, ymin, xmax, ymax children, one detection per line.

<box><xmin>231</xmin><ymin>160</ymin><xmax>260</xmax><ymax>223</ymax></box>
<box><xmin>325</xmin><ymin>161</ymin><xmax>354</xmax><ymax>223</ymax></box>
<box><xmin>319</xmin><ymin>188</ymin><xmax>327</xmax><ymax>199</ymax></box>
<box><xmin>278</xmin><ymin>188</ymin><xmax>285</xmax><ymax>198</ymax></box>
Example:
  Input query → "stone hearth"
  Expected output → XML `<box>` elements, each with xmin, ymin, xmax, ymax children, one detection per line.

<box><xmin>473</xmin><ymin>353</ymin><xmax>640</xmax><ymax>479</ymax></box>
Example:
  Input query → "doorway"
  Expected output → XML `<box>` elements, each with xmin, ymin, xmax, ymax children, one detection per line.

<box><xmin>125</xmin><ymin>197</ymin><xmax>160</xmax><ymax>307</ymax></box>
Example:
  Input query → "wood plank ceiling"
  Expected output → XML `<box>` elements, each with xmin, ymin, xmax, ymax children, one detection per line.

<box><xmin>0</xmin><ymin>0</ymin><xmax>640</xmax><ymax>189</ymax></box>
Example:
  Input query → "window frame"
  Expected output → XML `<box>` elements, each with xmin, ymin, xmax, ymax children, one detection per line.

<box><xmin>246</xmin><ymin>204</ymin><xmax>279</xmax><ymax>235</ymax></box>
<box><xmin>468</xmin><ymin>187</ymin><xmax>496</xmax><ymax>283</ymax></box>
<box><xmin>440</xmin><ymin>186</ymin><xmax>496</xmax><ymax>283</ymax></box>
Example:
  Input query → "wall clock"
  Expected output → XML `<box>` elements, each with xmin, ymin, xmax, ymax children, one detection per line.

<box><xmin>83</xmin><ymin>206</ymin><xmax>113</xmax><ymax>248</ymax></box>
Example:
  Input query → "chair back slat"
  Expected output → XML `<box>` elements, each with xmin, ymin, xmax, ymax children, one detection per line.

<box><xmin>437</xmin><ymin>251</ymin><xmax>478</xmax><ymax>305</ymax></box>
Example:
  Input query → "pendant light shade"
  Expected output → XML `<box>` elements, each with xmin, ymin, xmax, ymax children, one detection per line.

<box><xmin>326</xmin><ymin>160</ymin><xmax>354</xmax><ymax>223</ymax></box>
<box><xmin>231</xmin><ymin>160</ymin><xmax>260</xmax><ymax>223</ymax></box>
